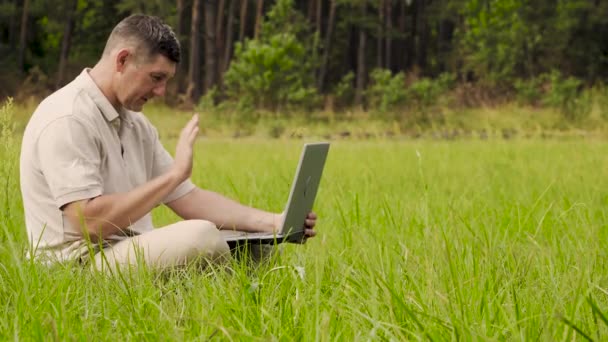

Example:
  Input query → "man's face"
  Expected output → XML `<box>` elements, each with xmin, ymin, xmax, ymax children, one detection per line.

<box><xmin>114</xmin><ymin>52</ymin><xmax>176</xmax><ymax>112</ymax></box>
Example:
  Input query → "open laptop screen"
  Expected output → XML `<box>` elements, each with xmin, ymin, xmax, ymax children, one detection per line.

<box><xmin>281</xmin><ymin>142</ymin><xmax>330</xmax><ymax>243</ymax></box>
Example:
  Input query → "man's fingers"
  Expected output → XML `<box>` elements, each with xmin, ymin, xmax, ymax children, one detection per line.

<box><xmin>181</xmin><ymin>114</ymin><xmax>199</xmax><ymax>146</ymax></box>
<box><xmin>305</xmin><ymin>219</ymin><xmax>316</xmax><ymax>227</ymax></box>
<box><xmin>304</xmin><ymin>229</ymin><xmax>316</xmax><ymax>237</ymax></box>
<box><xmin>188</xmin><ymin>126</ymin><xmax>199</xmax><ymax>145</ymax></box>
<box><xmin>307</xmin><ymin>212</ymin><xmax>317</xmax><ymax>220</ymax></box>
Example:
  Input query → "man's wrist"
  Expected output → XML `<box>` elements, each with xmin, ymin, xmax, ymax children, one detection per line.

<box><xmin>166</xmin><ymin>167</ymin><xmax>187</xmax><ymax>186</ymax></box>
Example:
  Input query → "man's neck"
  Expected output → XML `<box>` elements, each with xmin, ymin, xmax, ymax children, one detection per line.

<box><xmin>88</xmin><ymin>64</ymin><xmax>121</xmax><ymax>110</ymax></box>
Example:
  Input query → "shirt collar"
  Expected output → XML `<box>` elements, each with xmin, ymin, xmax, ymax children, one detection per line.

<box><xmin>77</xmin><ymin>68</ymin><xmax>131</xmax><ymax>124</ymax></box>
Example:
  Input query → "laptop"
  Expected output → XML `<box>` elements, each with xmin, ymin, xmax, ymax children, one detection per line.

<box><xmin>222</xmin><ymin>142</ymin><xmax>330</xmax><ymax>246</ymax></box>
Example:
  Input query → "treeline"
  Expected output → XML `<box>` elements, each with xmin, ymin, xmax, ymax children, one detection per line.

<box><xmin>1</xmin><ymin>0</ymin><xmax>607</xmax><ymax>119</ymax></box>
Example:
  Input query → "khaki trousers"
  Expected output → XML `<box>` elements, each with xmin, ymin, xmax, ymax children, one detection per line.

<box><xmin>93</xmin><ymin>220</ymin><xmax>276</xmax><ymax>272</ymax></box>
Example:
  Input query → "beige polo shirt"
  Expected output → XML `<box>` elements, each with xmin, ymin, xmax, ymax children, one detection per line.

<box><xmin>20</xmin><ymin>69</ymin><xmax>195</xmax><ymax>262</ymax></box>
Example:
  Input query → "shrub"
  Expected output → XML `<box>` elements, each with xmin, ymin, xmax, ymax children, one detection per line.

<box><xmin>514</xmin><ymin>77</ymin><xmax>543</xmax><ymax>106</ymax></box>
<box><xmin>223</xmin><ymin>0</ymin><xmax>319</xmax><ymax>112</ymax></box>
<box><xmin>366</xmin><ymin>69</ymin><xmax>407</xmax><ymax>113</ymax></box>
<box><xmin>332</xmin><ymin>72</ymin><xmax>355</xmax><ymax>110</ymax></box>
<box><xmin>542</xmin><ymin>70</ymin><xmax>589</xmax><ymax>121</ymax></box>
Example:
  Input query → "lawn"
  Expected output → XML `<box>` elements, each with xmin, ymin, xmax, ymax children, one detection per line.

<box><xmin>1</xmin><ymin>103</ymin><xmax>608</xmax><ymax>339</ymax></box>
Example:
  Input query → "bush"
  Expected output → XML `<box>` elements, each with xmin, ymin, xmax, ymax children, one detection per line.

<box><xmin>332</xmin><ymin>72</ymin><xmax>355</xmax><ymax>110</ymax></box>
<box><xmin>598</xmin><ymin>85</ymin><xmax>608</xmax><ymax>122</ymax></box>
<box><xmin>514</xmin><ymin>78</ymin><xmax>543</xmax><ymax>106</ymax></box>
<box><xmin>223</xmin><ymin>0</ymin><xmax>319</xmax><ymax>112</ymax></box>
<box><xmin>408</xmin><ymin>73</ymin><xmax>455</xmax><ymax>109</ymax></box>
<box><xmin>366</xmin><ymin>69</ymin><xmax>407</xmax><ymax>113</ymax></box>
<box><xmin>542</xmin><ymin>71</ymin><xmax>589</xmax><ymax>121</ymax></box>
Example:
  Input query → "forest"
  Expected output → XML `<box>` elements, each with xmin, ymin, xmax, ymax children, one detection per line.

<box><xmin>1</xmin><ymin>0</ymin><xmax>607</xmax><ymax>123</ymax></box>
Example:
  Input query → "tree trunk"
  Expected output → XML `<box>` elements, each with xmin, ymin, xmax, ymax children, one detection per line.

<box><xmin>9</xmin><ymin>0</ymin><xmax>19</xmax><ymax>49</ymax></box>
<box><xmin>176</xmin><ymin>0</ymin><xmax>188</xmax><ymax>94</ymax></box>
<box><xmin>254</xmin><ymin>0</ymin><xmax>263</xmax><ymax>39</ymax></box>
<box><xmin>215</xmin><ymin>0</ymin><xmax>226</xmax><ymax>83</ymax></box>
<box><xmin>385</xmin><ymin>0</ymin><xmax>392</xmax><ymax>71</ymax></box>
<box><xmin>18</xmin><ymin>0</ymin><xmax>30</xmax><ymax>71</ymax></box>
<box><xmin>203</xmin><ymin>0</ymin><xmax>218</xmax><ymax>93</ymax></box>
<box><xmin>397</xmin><ymin>1</ymin><xmax>410</xmax><ymax>71</ymax></box>
<box><xmin>437</xmin><ymin>19</ymin><xmax>454</xmax><ymax>73</ymax></box>
<box><xmin>377</xmin><ymin>0</ymin><xmax>384</xmax><ymax>69</ymax></box>
<box><xmin>56</xmin><ymin>0</ymin><xmax>78</xmax><ymax>89</ymax></box>
<box><xmin>317</xmin><ymin>0</ymin><xmax>336</xmax><ymax>91</ymax></box>
<box><xmin>222</xmin><ymin>0</ymin><xmax>237</xmax><ymax>75</ymax></box>
<box><xmin>187</xmin><ymin>0</ymin><xmax>203</xmax><ymax>103</ymax></box>
<box><xmin>307</xmin><ymin>0</ymin><xmax>315</xmax><ymax>25</ymax></box>
<box><xmin>315</xmin><ymin>0</ymin><xmax>322</xmax><ymax>35</ymax></box>
<box><xmin>415</xmin><ymin>0</ymin><xmax>427</xmax><ymax>71</ymax></box>
<box><xmin>239</xmin><ymin>0</ymin><xmax>248</xmax><ymax>42</ymax></box>
<box><xmin>311</xmin><ymin>0</ymin><xmax>321</xmax><ymax>86</ymax></box>
<box><xmin>216</xmin><ymin>0</ymin><xmax>226</xmax><ymax>40</ymax></box>
<box><xmin>355</xmin><ymin>5</ymin><xmax>367</xmax><ymax>107</ymax></box>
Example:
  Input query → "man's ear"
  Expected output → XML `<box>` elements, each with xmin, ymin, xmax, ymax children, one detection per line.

<box><xmin>115</xmin><ymin>49</ymin><xmax>130</xmax><ymax>72</ymax></box>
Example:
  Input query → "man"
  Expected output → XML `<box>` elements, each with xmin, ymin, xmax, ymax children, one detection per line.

<box><xmin>19</xmin><ymin>14</ymin><xmax>317</xmax><ymax>271</ymax></box>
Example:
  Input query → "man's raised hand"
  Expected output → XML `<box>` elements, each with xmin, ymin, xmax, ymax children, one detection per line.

<box><xmin>172</xmin><ymin>114</ymin><xmax>199</xmax><ymax>182</ymax></box>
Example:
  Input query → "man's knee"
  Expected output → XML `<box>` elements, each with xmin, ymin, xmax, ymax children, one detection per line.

<box><xmin>180</xmin><ymin>220</ymin><xmax>230</xmax><ymax>261</ymax></box>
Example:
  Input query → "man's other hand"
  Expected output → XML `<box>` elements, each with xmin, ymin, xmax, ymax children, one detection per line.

<box><xmin>275</xmin><ymin>211</ymin><xmax>318</xmax><ymax>239</ymax></box>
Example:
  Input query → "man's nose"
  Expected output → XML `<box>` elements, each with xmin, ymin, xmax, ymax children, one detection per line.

<box><xmin>152</xmin><ymin>83</ymin><xmax>166</xmax><ymax>97</ymax></box>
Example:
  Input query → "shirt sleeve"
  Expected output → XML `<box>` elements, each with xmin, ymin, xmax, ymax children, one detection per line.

<box><xmin>149</xmin><ymin>126</ymin><xmax>196</xmax><ymax>204</ymax></box>
<box><xmin>37</xmin><ymin>117</ymin><xmax>104</xmax><ymax>209</ymax></box>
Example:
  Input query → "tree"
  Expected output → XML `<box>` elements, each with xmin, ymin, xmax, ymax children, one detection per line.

<box><xmin>175</xmin><ymin>0</ymin><xmax>189</xmax><ymax>94</ymax></box>
<box><xmin>222</xmin><ymin>0</ymin><xmax>237</xmax><ymax>75</ymax></box>
<box><xmin>317</xmin><ymin>0</ymin><xmax>337</xmax><ymax>91</ymax></box>
<box><xmin>355</xmin><ymin>2</ymin><xmax>367</xmax><ymax>106</ymax></box>
<box><xmin>203</xmin><ymin>0</ymin><xmax>218</xmax><ymax>93</ymax></box>
<box><xmin>377</xmin><ymin>0</ymin><xmax>384</xmax><ymax>69</ymax></box>
<box><xmin>224</xmin><ymin>0</ymin><xmax>318</xmax><ymax>110</ymax></box>
<box><xmin>238</xmin><ymin>0</ymin><xmax>248</xmax><ymax>42</ymax></box>
<box><xmin>56</xmin><ymin>0</ymin><xmax>78</xmax><ymax>89</ymax></box>
<box><xmin>254</xmin><ymin>0</ymin><xmax>264</xmax><ymax>39</ymax></box>
<box><xmin>187</xmin><ymin>0</ymin><xmax>202</xmax><ymax>103</ymax></box>
<box><xmin>17</xmin><ymin>0</ymin><xmax>30</xmax><ymax>71</ymax></box>
<box><xmin>385</xmin><ymin>0</ymin><xmax>392</xmax><ymax>70</ymax></box>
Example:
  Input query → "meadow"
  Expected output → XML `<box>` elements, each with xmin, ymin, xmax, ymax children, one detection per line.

<box><xmin>1</xmin><ymin>103</ymin><xmax>608</xmax><ymax>340</ymax></box>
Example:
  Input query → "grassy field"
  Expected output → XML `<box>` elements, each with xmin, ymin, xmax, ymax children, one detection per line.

<box><xmin>2</xmin><ymin>102</ymin><xmax>608</xmax><ymax>340</ymax></box>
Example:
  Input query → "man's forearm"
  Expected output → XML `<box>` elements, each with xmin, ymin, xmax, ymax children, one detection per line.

<box><xmin>70</xmin><ymin>170</ymin><xmax>183</xmax><ymax>239</ymax></box>
<box><xmin>168</xmin><ymin>188</ymin><xmax>279</xmax><ymax>233</ymax></box>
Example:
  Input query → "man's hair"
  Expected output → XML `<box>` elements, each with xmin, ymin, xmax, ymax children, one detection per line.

<box><xmin>103</xmin><ymin>14</ymin><xmax>180</xmax><ymax>64</ymax></box>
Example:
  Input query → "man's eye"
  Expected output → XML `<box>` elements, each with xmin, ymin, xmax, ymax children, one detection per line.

<box><xmin>152</xmin><ymin>75</ymin><xmax>162</xmax><ymax>82</ymax></box>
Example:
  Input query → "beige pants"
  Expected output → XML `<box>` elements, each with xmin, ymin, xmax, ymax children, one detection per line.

<box><xmin>93</xmin><ymin>220</ymin><xmax>276</xmax><ymax>272</ymax></box>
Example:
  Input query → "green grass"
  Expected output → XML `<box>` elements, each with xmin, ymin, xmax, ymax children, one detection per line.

<box><xmin>3</xmin><ymin>102</ymin><xmax>608</xmax><ymax>339</ymax></box>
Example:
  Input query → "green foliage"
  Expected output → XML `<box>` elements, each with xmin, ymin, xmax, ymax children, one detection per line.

<box><xmin>460</xmin><ymin>0</ymin><xmax>530</xmax><ymax>83</ymax></box>
<box><xmin>224</xmin><ymin>33</ymin><xmax>319</xmax><ymax>112</ymax></box>
<box><xmin>513</xmin><ymin>71</ymin><xmax>591</xmax><ymax>121</ymax></box>
<box><xmin>598</xmin><ymin>85</ymin><xmax>608</xmax><ymax>122</ymax></box>
<box><xmin>514</xmin><ymin>77</ymin><xmax>543</xmax><ymax>106</ymax></box>
<box><xmin>364</xmin><ymin>70</ymin><xmax>455</xmax><ymax>125</ymax></box>
<box><xmin>1</xmin><ymin>0</ymin><xmax>607</xmax><ymax>117</ymax></box>
<box><xmin>541</xmin><ymin>71</ymin><xmax>589</xmax><ymax>121</ymax></box>
<box><xmin>366</xmin><ymin>69</ymin><xmax>407</xmax><ymax>113</ymax></box>
<box><xmin>223</xmin><ymin>0</ymin><xmax>319</xmax><ymax>112</ymax></box>
<box><xmin>408</xmin><ymin>73</ymin><xmax>455</xmax><ymax>109</ymax></box>
<box><xmin>332</xmin><ymin>72</ymin><xmax>355</xmax><ymax>109</ymax></box>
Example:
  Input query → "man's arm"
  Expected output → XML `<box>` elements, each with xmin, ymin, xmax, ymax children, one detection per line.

<box><xmin>63</xmin><ymin>171</ymin><xmax>184</xmax><ymax>239</ymax></box>
<box><xmin>63</xmin><ymin>114</ymin><xmax>200</xmax><ymax>240</ymax></box>
<box><xmin>167</xmin><ymin>187</ymin><xmax>319</xmax><ymax>237</ymax></box>
<box><xmin>166</xmin><ymin>188</ymin><xmax>280</xmax><ymax>233</ymax></box>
